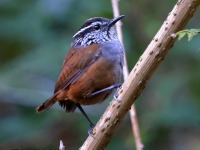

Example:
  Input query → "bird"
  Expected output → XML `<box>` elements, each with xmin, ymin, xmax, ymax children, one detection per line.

<box><xmin>36</xmin><ymin>15</ymin><xmax>125</xmax><ymax>132</ymax></box>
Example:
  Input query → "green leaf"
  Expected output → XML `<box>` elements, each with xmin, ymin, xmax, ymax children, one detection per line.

<box><xmin>177</xmin><ymin>32</ymin><xmax>186</xmax><ymax>40</ymax></box>
<box><xmin>177</xmin><ymin>29</ymin><xmax>200</xmax><ymax>41</ymax></box>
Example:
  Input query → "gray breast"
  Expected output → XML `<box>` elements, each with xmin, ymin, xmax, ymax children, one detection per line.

<box><xmin>100</xmin><ymin>40</ymin><xmax>124</xmax><ymax>64</ymax></box>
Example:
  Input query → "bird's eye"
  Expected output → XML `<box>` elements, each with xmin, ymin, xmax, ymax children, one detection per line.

<box><xmin>94</xmin><ymin>24</ymin><xmax>100</xmax><ymax>30</ymax></box>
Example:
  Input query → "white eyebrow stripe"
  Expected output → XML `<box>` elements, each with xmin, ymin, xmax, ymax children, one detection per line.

<box><xmin>73</xmin><ymin>21</ymin><xmax>102</xmax><ymax>38</ymax></box>
<box><xmin>73</xmin><ymin>24</ymin><xmax>93</xmax><ymax>38</ymax></box>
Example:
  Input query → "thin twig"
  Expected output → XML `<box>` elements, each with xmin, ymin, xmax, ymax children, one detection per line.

<box><xmin>59</xmin><ymin>140</ymin><xmax>65</xmax><ymax>150</ymax></box>
<box><xmin>80</xmin><ymin>0</ymin><xmax>200</xmax><ymax>149</ymax></box>
<box><xmin>111</xmin><ymin>0</ymin><xmax>143</xmax><ymax>149</ymax></box>
<box><xmin>111</xmin><ymin>0</ymin><xmax>129</xmax><ymax>79</ymax></box>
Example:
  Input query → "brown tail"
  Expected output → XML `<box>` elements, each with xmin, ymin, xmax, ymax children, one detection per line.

<box><xmin>36</xmin><ymin>94</ymin><xmax>57</xmax><ymax>112</ymax></box>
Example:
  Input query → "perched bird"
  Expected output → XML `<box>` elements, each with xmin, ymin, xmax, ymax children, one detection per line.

<box><xmin>36</xmin><ymin>15</ymin><xmax>125</xmax><ymax>131</ymax></box>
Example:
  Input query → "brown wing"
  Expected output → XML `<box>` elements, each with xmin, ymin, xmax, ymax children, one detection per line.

<box><xmin>54</xmin><ymin>44</ymin><xmax>101</xmax><ymax>93</ymax></box>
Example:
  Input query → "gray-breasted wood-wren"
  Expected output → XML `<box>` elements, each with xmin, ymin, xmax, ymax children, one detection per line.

<box><xmin>36</xmin><ymin>15</ymin><xmax>125</xmax><ymax>131</ymax></box>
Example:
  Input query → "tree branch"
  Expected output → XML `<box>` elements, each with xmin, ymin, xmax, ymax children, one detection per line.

<box><xmin>80</xmin><ymin>0</ymin><xmax>200</xmax><ymax>149</ymax></box>
<box><xmin>111</xmin><ymin>0</ymin><xmax>143</xmax><ymax>149</ymax></box>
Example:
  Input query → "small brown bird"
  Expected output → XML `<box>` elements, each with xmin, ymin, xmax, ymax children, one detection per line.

<box><xmin>36</xmin><ymin>15</ymin><xmax>124</xmax><ymax>130</ymax></box>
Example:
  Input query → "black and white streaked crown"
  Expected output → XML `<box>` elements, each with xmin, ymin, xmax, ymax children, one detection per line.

<box><xmin>71</xmin><ymin>16</ymin><xmax>124</xmax><ymax>47</ymax></box>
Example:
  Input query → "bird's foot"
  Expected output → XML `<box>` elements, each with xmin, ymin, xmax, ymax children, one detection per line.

<box><xmin>88</xmin><ymin>123</ymin><xmax>96</xmax><ymax>135</ymax></box>
<box><xmin>114</xmin><ymin>87</ymin><xmax>122</xmax><ymax>102</ymax></box>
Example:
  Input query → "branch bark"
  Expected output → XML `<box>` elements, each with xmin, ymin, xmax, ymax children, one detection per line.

<box><xmin>80</xmin><ymin>0</ymin><xmax>200</xmax><ymax>149</ymax></box>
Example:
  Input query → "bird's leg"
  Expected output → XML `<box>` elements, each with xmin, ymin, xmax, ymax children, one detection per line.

<box><xmin>79</xmin><ymin>83</ymin><xmax>122</xmax><ymax>134</ymax></box>
<box><xmin>87</xmin><ymin>83</ymin><xmax>122</xmax><ymax>97</ymax></box>
<box><xmin>76</xmin><ymin>104</ymin><xmax>95</xmax><ymax>134</ymax></box>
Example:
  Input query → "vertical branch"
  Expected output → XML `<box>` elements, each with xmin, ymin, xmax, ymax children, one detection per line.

<box><xmin>111</xmin><ymin>0</ymin><xmax>129</xmax><ymax>79</ymax></box>
<box><xmin>111</xmin><ymin>0</ymin><xmax>143</xmax><ymax>149</ymax></box>
<box><xmin>129</xmin><ymin>105</ymin><xmax>143</xmax><ymax>150</ymax></box>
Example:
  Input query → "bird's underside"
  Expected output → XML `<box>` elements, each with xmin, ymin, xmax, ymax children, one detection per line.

<box><xmin>36</xmin><ymin>43</ymin><xmax>122</xmax><ymax>113</ymax></box>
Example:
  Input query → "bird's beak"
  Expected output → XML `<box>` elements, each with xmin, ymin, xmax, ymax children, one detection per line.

<box><xmin>108</xmin><ymin>15</ymin><xmax>125</xmax><ymax>29</ymax></box>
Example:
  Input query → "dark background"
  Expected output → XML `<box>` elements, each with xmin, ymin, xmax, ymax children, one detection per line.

<box><xmin>0</xmin><ymin>0</ymin><xmax>200</xmax><ymax>149</ymax></box>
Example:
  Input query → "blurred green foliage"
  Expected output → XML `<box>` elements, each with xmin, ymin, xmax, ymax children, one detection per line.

<box><xmin>0</xmin><ymin>0</ymin><xmax>200</xmax><ymax>149</ymax></box>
